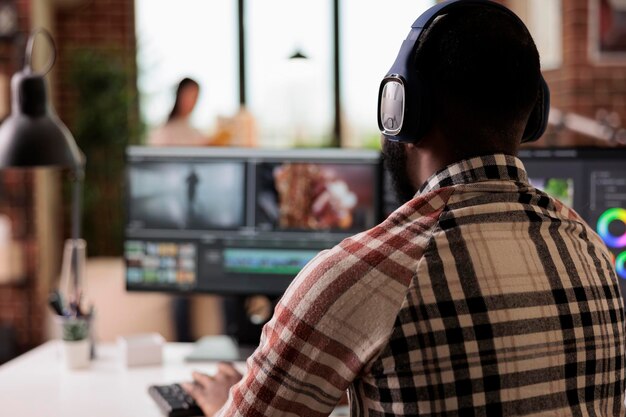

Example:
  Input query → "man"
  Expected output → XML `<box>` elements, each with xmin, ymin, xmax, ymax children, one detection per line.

<box><xmin>184</xmin><ymin>2</ymin><xmax>626</xmax><ymax>416</ymax></box>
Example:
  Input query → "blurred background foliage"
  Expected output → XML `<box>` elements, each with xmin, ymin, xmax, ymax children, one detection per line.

<box><xmin>68</xmin><ymin>47</ymin><xmax>142</xmax><ymax>256</ymax></box>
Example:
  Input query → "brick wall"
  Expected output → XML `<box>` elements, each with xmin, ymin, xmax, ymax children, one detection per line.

<box><xmin>0</xmin><ymin>0</ymin><xmax>137</xmax><ymax>361</ymax></box>
<box><xmin>53</xmin><ymin>0</ymin><xmax>137</xmax><ymax>126</ymax></box>
<box><xmin>0</xmin><ymin>1</ymin><xmax>35</xmax><ymax>362</ymax></box>
<box><xmin>53</xmin><ymin>0</ymin><xmax>138</xmax><ymax>257</ymax></box>
<box><xmin>0</xmin><ymin>0</ymin><xmax>31</xmax><ymax>109</ymax></box>
<box><xmin>508</xmin><ymin>0</ymin><xmax>626</xmax><ymax>147</ymax></box>
<box><xmin>0</xmin><ymin>171</ymin><xmax>40</xmax><ymax>361</ymax></box>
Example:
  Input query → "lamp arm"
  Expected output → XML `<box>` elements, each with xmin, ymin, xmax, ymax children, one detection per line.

<box><xmin>71</xmin><ymin>166</ymin><xmax>85</xmax><ymax>303</ymax></box>
<box><xmin>71</xmin><ymin>166</ymin><xmax>84</xmax><ymax>242</ymax></box>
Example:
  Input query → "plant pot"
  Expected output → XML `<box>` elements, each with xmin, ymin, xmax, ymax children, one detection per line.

<box><xmin>62</xmin><ymin>339</ymin><xmax>90</xmax><ymax>370</ymax></box>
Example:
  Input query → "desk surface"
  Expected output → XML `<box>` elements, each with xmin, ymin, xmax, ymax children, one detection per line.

<box><xmin>0</xmin><ymin>341</ymin><xmax>233</xmax><ymax>417</ymax></box>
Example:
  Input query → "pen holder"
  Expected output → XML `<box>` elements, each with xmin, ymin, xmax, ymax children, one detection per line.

<box><xmin>58</xmin><ymin>316</ymin><xmax>92</xmax><ymax>370</ymax></box>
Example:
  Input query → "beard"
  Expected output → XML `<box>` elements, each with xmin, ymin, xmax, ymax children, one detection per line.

<box><xmin>382</xmin><ymin>139</ymin><xmax>417</xmax><ymax>204</ymax></box>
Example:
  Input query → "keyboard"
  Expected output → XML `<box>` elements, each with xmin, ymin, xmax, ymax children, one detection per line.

<box><xmin>148</xmin><ymin>383</ymin><xmax>204</xmax><ymax>417</ymax></box>
<box><xmin>149</xmin><ymin>382</ymin><xmax>350</xmax><ymax>417</ymax></box>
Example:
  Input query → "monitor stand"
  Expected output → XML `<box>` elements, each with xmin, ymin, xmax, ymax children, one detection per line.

<box><xmin>185</xmin><ymin>335</ymin><xmax>257</xmax><ymax>362</ymax></box>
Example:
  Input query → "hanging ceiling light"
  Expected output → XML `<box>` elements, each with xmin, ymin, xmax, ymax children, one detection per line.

<box><xmin>288</xmin><ymin>48</ymin><xmax>308</xmax><ymax>60</ymax></box>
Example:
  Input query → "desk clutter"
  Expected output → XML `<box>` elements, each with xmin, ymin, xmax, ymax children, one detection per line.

<box><xmin>48</xmin><ymin>240</ymin><xmax>95</xmax><ymax>370</ymax></box>
<box><xmin>118</xmin><ymin>333</ymin><xmax>165</xmax><ymax>367</ymax></box>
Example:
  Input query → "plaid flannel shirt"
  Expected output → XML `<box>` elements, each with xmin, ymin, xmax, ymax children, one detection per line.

<box><xmin>217</xmin><ymin>154</ymin><xmax>626</xmax><ymax>417</ymax></box>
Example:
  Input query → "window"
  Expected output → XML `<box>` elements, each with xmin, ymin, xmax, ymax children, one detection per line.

<box><xmin>135</xmin><ymin>0</ymin><xmax>239</xmax><ymax>138</ymax></box>
<box><xmin>135</xmin><ymin>0</ymin><xmax>438</xmax><ymax>148</ymax></box>
<box><xmin>340</xmin><ymin>0</ymin><xmax>434</xmax><ymax>148</ymax></box>
<box><xmin>245</xmin><ymin>0</ymin><xmax>334</xmax><ymax>147</ymax></box>
<box><xmin>508</xmin><ymin>0</ymin><xmax>563</xmax><ymax>70</ymax></box>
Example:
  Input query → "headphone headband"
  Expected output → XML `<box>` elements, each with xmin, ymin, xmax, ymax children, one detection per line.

<box><xmin>377</xmin><ymin>0</ymin><xmax>550</xmax><ymax>144</ymax></box>
<box><xmin>411</xmin><ymin>0</ymin><xmax>524</xmax><ymax>30</ymax></box>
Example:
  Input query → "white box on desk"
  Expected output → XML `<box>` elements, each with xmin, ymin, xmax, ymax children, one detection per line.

<box><xmin>117</xmin><ymin>333</ymin><xmax>164</xmax><ymax>367</ymax></box>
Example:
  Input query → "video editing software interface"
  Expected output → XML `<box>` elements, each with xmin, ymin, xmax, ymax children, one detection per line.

<box><xmin>125</xmin><ymin>147</ymin><xmax>626</xmax><ymax>299</ymax></box>
<box><xmin>125</xmin><ymin>147</ymin><xmax>382</xmax><ymax>295</ymax></box>
<box><xmin>519</xmin><ymin>148</ymin><xmax>626</xmax><ymax>298</ymax></box>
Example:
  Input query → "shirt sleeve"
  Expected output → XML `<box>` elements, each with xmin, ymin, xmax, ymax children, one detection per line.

<box><xmin>214</xmin><ymin>238</ymin><xmax>415</xmax><ymax>417</ymax></box>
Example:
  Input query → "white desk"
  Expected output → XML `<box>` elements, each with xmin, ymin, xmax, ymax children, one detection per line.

<box><xmin>0</xmin><ymin>341</ymin><xmax>350</xmax><ymax>417</ymax></box>
<box><xmin>0</xmin><ymin>341</ymin><xmax>231</xmax><ymax>417</ymax></box>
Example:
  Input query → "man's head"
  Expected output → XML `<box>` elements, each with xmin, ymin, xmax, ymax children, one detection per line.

<box><xmin>383</xmin><ymin>3</ymin><xmax>542</xmax><ymax>202</ymax></box>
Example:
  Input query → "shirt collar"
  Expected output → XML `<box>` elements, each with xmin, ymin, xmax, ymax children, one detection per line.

<box><xmin>417</xmin><ymin>153</ymin><xmax>529</xmax><ymax>196</ymax></box>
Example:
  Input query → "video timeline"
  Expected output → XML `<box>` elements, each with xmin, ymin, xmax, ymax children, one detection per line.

<box><xmin>223</xmin><ymin>249</ymin><xmax>320</xmax><ymax>276</ymax></box>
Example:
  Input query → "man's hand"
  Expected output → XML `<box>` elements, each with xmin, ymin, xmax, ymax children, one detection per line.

<box><xmin>182</xmin><ymin>363</ymin><xmax>243</xmax><ymax>417</ymax></box>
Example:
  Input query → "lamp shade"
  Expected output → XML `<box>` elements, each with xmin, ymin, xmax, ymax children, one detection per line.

<box><xmin>0</xmin><ymin>70</ymin><xmax>83</xmax><ymax>169</ymax></box>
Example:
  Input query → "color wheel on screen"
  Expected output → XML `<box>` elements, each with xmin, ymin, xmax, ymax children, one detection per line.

<box><xmin>617</xmin><ymin>252</ymin><xmax>626</xmax><ymax>280</ymax></box>
<box><xmin>597</xmin><ymin>208</ymin><xmax>626</xmax><ymax>249</ymax></box>
<box><xmin>597</xmin><ymin>208</ymin><xmax>626</xmax><ymax>280</ymax></box>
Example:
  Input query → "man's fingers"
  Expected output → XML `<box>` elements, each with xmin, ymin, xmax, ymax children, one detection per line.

<box><xmin>192</xmin><ymin>371</ymin><xmax>214</xmax><ymax>388</ymax></box>
<box><xmin>183</xmin><ymin>369</ymin><xmax>234</xmax><ymax>417</ymax></box>
<box><xmin>182</xmin><ymin>382</ymin><xmax>201</xmax><ymax>399</ymax></box>
<box><xmin>217</xmin><ymin>362</ymin><xmax>241</xmax><ymax>378</ymax></box>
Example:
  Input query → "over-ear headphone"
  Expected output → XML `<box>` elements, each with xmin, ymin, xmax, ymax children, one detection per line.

<box><xmin>377</xmin><ymin>0</ymin><xmax>550</xmax><ymax>144</ymax></box>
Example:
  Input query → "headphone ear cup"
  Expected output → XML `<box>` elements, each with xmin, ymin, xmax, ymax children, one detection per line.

<box><xmin>522</xmin><ymin>76</ymin><xmax>550</xmax><ymax>143</ymax></box>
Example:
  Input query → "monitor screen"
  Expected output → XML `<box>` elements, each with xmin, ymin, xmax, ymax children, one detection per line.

<box><xmin>520</xmin><ymin>148</ymin><xmax>626</xmax><ymax>291</ymax></box>
<box><xmin>586</xmin><ymin>162</ymin><xmax>626</xmax><ymax>282</ymax></box>
<box><xmin>124</xmin><ymin>147</ymin><xmax>382</xmax><ymax>295</ymax></box>
<box><xmin>127</xmin><ymin>161</ymin><xmax>245</xmax><ymax>230</ymax></box>
<box><xmin>255</xmin><ymin>162</ymin><xmax>377</xmax><ymax>232</ymax></box>
<box><xmin>528</xmin><ymin>177</ymin><xmax>574</xmax><ymax>207</ymax></box>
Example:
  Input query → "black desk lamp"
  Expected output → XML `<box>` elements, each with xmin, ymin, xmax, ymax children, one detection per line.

<box><xmin>0</xmin><ymin>29</ymin><xmax>85</xmax><ymax>304</ymax></box>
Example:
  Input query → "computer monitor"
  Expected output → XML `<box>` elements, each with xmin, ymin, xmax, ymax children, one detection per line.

<box><xmin>519</xmin><ymin>148</ymin><xmax>626</xmax><ymax>298</ymax></box>
<box><xmin>124</xmin><ymin>147</ymin><xmax>383</xmax><ymax>296</ymax></box>
<box><xmin>125</xmin><ymin>147</ymin><xmax>626</xmax><ymax>300</ymax></box>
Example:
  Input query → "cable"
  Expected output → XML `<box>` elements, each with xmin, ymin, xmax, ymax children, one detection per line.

<box><xmin>24</xmin><ymin>28</ymin><xmax>57</xmax><ymax>76</ymax></box>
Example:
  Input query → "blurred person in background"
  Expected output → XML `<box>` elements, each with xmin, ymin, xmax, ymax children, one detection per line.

<box><xmin>148</xmin><ymin>77</ymin><xmax>211</xmax><ymax>147</ymax></box>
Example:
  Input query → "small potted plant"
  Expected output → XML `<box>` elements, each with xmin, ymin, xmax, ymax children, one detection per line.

<box><xmin>61</xmin><ymin>317</ymin><xmax>91</xmax><ymax>369</ymax></box>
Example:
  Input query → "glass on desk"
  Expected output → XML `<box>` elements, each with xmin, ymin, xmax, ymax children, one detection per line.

<box><xmin>59</xmin><ymin>239</ymin><xmax>87</xmax><ymax>308</ymax></box>
<box><xmin>57</xmin><ymin>238</ymin><xmax>96</xmax><ymax>362</ymax></box>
